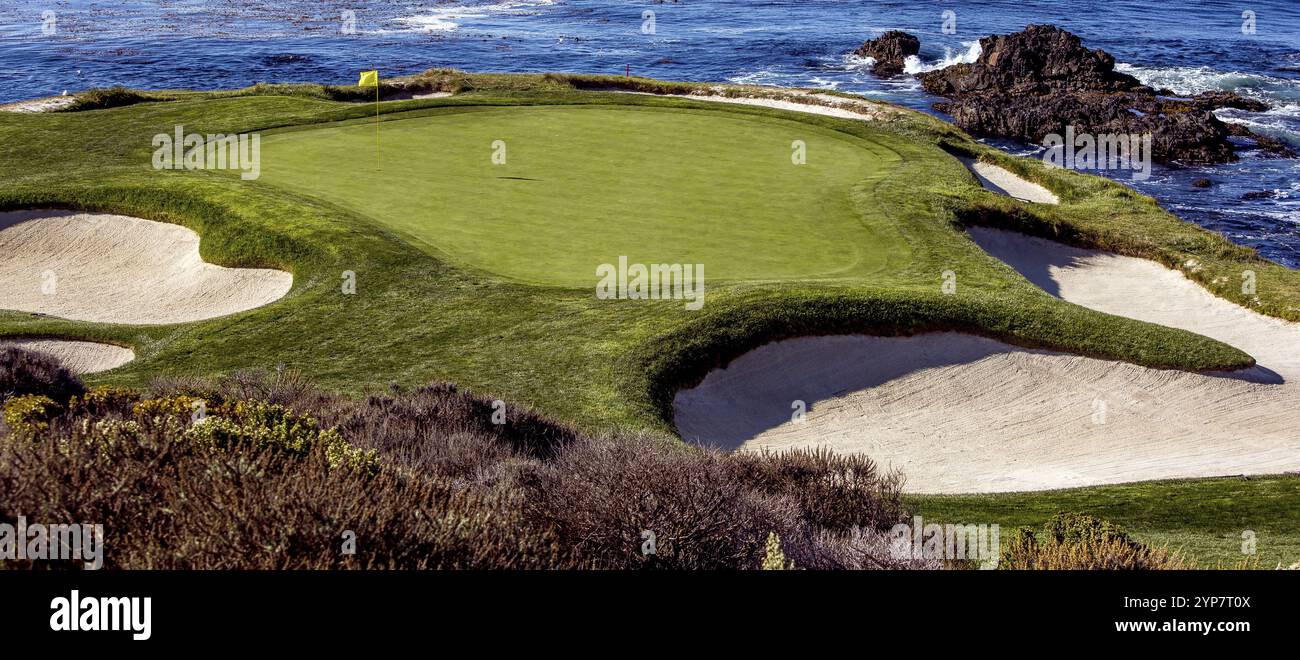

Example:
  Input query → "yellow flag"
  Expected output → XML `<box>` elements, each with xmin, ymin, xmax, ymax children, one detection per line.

<box><xmin>357</xmin><ymin>70</ymin><xmax>378</xmax><ymax>87</ymax></box>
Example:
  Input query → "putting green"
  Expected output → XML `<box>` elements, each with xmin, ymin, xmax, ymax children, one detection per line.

<box><xmin>258</xmin><ymin>104</ymin><xmax>908</xmax><ymax>285</ymax></box>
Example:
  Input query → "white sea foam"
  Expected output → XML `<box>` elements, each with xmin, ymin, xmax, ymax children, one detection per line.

<box><xmin>902</xmin><ymin>41</ymin><xmax>981</xmax><ymax>74</ymax></box>
<box><xmin>724</xmin><ymin>68</ymin><xmax>790</xmax><ymax>86</ymax></box>
<box><xmin>1215</xmin><ymin>104</ymin><xmax>1300</xmax><ymax>147</ymax></box>
<box><xmin>1117</xmin><ymin>63</ymin><xmax>1300</xmax><ymax>102</ymax></box>
<box><xmin>392</xmin><ymin>0</ymin><xmax>556</xmax><ymax>33</ymax></box>
<box><xmin>842</xmin><ymin>54</ymin><xmax>878</xmax><ymax>69</ymax></box>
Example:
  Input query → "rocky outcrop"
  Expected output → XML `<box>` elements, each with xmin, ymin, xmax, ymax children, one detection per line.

<box><xmin>918</xmin><ymin>25</ymin><xmax>1146</xmax><ymax>97</ymax></box>
<box><xmin>852</xmin><ymin>31</ymin><xmax>920</xmax><ymax>78</ymax></box>
<box><xmin>910</xmin><ymin>24</ymin><xmax>1291</xmax><ymax>164</ymax></box>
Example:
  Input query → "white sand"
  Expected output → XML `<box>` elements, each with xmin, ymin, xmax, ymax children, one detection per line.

<box><xmin>674</xmin><ymin>227</ymin><xmax>1300</xmax><ymax>493</ymax></box>
<box><xmin>959</xmin><ymin>157</ymin><xmax>1059</xmax><ymax>204</ymax></box>
<box><xmin>624</xmin><ymin>87</ymin><xmax>892</xmax><ymax>122</ymax></box>
<box><xmin>0</xmin><ymin>210</ymin><xmax>292</xmax><ymax>324</ymax></box>
<box><xmin>0</xmin><ymin>96</ymin><xmax>77</xmax><ymax>113</ymax></box>
<box><xmin>0</xmin><ymin>339</ymin><xmax>134</xmax><ymax>374</ymax></box>
<box><xmin>676</xmin><ymin>92</ymin><xmax>889</xmax><ymax>122</ymax></box>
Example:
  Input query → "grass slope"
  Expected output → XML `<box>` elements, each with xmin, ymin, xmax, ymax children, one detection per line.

<box><xmin>909</xmin><ymin>475</ymin><xmax>1300</xmax><ymax>567</ymax></box>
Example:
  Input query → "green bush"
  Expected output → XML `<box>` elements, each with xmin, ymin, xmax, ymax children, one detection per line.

<box><xmin>2</xmin><ymin>394</ymin><xmax>60</xmax><ymax>441</ymax></box>
<box><xmin>1043</xmin><ymin>511</ymin><xmax>1131</xmax><ymax>546</ymax></box>
<box><xmin>1000</xmin><ymin>512</ymin><xmax>1189</xmax><ymax>570</ymax></box>
<box><xmin>71</xmin><ymin>386</ymin><xmax>142</xmax><ymax>416</ymax></box>
<box><xmin>184</xmin><ymin>400</ymin><xmax>378</xmax><ymax>474</ymax></box>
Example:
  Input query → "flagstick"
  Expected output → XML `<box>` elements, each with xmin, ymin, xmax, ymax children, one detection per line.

<box><xmin>375</xmin><ymin>79</ymin><xmax>380</xmax><ymax>171</ymax></box>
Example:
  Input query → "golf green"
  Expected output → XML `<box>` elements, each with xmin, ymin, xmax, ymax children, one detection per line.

<box><xmin>258</xmin><ymin>104</ymin><xmax>909</xmax><ymax>286</ymax></box>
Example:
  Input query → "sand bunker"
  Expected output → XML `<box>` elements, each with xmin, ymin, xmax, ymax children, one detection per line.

<box><xmin>959</xmin><ymin>157</ymin><xmax>1059</xmax><ymax>204</ymax></box>
<box><xmin>0</xmin><ymin>210</ymin><xmax>291</xmax><ymax>325</ymax></box>
<box><xmin>676</xmin><ymin>92</ymin><xmax>888</xmax><ymax>122</ymax></box>
<box><xmin>674</xmin><ymin>227</ymin><xmax>1300</xmax><ymax>493</ymax></box>
<box><xmin>629</xmin><ymin>87</ymin><xmax>891</xmax><ymax>122</ymax></box>
<box><xmin>0</xmin><ymin>338</ymin><xmax>134</xmax><ymax>374</ymax></box>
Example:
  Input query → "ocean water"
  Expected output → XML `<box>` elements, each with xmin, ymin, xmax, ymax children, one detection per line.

<box><xmin>1</xmin><ymin>0</ymin><xmax>1297</xmax><ymax>266</ymax></box>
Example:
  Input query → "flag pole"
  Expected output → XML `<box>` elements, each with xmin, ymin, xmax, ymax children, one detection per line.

<box><xmin>375</xmin><ymin>73</ymin><xmax>380</xmax><ymax>171</ymax></box>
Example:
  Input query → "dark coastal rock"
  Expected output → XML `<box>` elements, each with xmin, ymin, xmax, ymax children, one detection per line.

<box><xmin>1187</xmin><ymin>91</ymin><xmax>1268</xmax><ymax>113</ymax></box>
<box><xmin>1221</xmin><ymin>122</ymin><xmax>1296</xmax><ymax>157</ymax></box>
<box><xmin>853</xmin><ymin>30</ymin><xmax>920</xmax><ymax>78</ymax></box>
<box><xmin>920</xmin><ymin>25</ymin><xmax>1146</xmax><ymax>97</ymax></box>
<box><xmin>915</xmin><ymin>24</ymin><xmax>1292</xmax><ymax>165</ymax></box>
<box><xmin>1192</xmin><ymin>178</ymin><xmax>1213</xmax><ymax>188</ymax></box>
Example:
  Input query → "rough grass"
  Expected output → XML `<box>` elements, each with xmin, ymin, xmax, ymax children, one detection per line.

<box><xmin>0</xmin><ymin>71</ymin><xmax>1262</xmax><ymax>442</ymax></box>
<box><xmin>59</xmin><ymin>86</ymin><xmax>157</xmax><ymax>112</ymax></box>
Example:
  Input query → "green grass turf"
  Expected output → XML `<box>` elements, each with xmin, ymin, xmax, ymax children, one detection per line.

<box><xmin>907</xmin><ymin>475</ymin><xmax>1300</xmax><ymax>568</ymax></box>
<box><xmin>257</xmin><ymin>105</ymin><xmax>908</xmax><ymax>285</ymax></box>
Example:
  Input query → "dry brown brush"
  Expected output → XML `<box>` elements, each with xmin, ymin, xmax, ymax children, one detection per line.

<box><xmin>0</xmin><ymin>352</ymin><xmax>936</xmax><ymax>570</ymax></box>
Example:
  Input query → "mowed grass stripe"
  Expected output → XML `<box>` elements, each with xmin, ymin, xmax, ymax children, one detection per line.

<box><xmin>257</xmin><ymin>105</ymin><xmax>908</xmax><ymax>286</ymax></box>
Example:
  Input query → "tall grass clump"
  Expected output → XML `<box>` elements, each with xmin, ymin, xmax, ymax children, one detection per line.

<box><xmin>60</xmin><ymin>86</ymin><xmax>155</xmax><ymax>112</ymax></box>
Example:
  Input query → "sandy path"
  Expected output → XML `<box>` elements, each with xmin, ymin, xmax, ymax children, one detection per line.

<box><xmin>0</xmin><ymin>339</ymin><xmax>134</xmax><ymax>374</ymax></box>
<box><xmin>674</xmin><ymin>228</ymin><xmax>1300</xmax><ymax>493</ymax></box>
<box><xmin>0</xmin><ymin>210</ymin><xmax>292</xmax><ymax>324</ymax></box>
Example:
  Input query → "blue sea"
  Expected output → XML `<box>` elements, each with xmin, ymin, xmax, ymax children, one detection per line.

<box><xmin>1</xmin><ymin>0</ymin><xmax>1297</xmax><ymax>266</ymax></box>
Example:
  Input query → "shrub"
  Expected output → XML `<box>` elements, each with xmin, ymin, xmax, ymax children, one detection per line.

<box><xmin>2</xmin><ymin>394</ymin><xmax>60</xmax><ymax>441</ymax></box>
<box><xmin>1000</xmin><ymin>513</ymin><xmax>1190</xmax><ymax>570</ymax></box>
<box><xmin>132</xmin><ymin>397</ymin><xmax>380</xmax><ymax>474</ymax></box>
<box><xmin>0</xmin><ymin>427</ymin><xmax>573</xmax><ymax>569</ymax></box>
<box><xmin>762</xmin><ymin>533</ymin><xmax>796</xmax><ymax>570</ymax></box>
<box><xmin>1043</xmin><ymin>511</ymin><xmax>1132</xmax><ymax>546</ymax></box>
<box><xmin>133</xmin><ymin>394</ymin><xmax>208</xmax><ymax>422</ymax></box>
<box><xmin>519</xmin><ymin>435</ymin><xmax>790</xmax><ymax>569</ymax></box>
<box><xmin>188</xmin><ymin>401</ymin><xmax>323</xmax><ymax>454</ymax></box>
<box><xmin>187</xmin><ymin>401</ymin><xmax>378</xmax><ymax>474</ymax></box>
<box><xmin>61</xmin><ymin>86</ymin><xmax>154</xmax><ymax>112</ymax></box>
<box><xmin>0</xmin><ymin>347</ymin><xmax>85</xmax><ymax>404</ymax></box>
<box><xmin>0</xmin><ymin>370</ymin><xmax>931</xmax><ymax>569</ymax></box>
<box><xmin>730</xmin><ymin>448</ymin><xmax>910</xmax><ymax>532</ymax></box>
<box><xmin>71</xmin><ymin>386</ymin><xmax>142</xmax><ymax>416</ymax></box>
